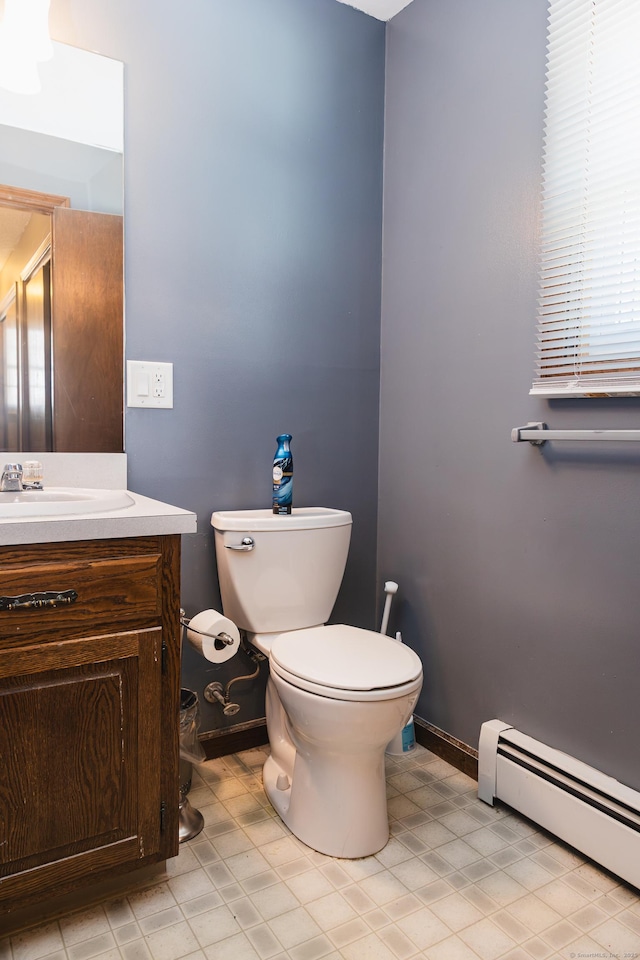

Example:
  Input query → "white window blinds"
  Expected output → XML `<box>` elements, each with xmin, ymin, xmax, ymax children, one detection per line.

<box><xmin>532</xmin><ymin>0</ymin><xmax>640</xmax><ymax>397</ymax></box>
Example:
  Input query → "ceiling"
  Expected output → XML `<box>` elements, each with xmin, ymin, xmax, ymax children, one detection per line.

<box><xmin>333</xmin><ymin>0</ymin><xmax>415</xmax><ymax>21</ymax></box>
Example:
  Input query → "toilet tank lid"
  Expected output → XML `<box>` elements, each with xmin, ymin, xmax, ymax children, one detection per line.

<box><xmin>211</xmin><ymin>507</ymin><xmax>352</xmax><ymax>532</ymax></box>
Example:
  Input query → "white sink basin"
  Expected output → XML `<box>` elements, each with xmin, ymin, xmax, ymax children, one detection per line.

<box><xmin>0</xmin><ymin>487</ymin><xmax>134</xmax><ymax>518</ymax></box>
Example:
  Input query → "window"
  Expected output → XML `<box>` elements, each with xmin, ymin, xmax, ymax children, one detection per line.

<box><xmin>532</xmin><ymin>0</ymin><xmax>640</xmax><ymax>397</ymax></box>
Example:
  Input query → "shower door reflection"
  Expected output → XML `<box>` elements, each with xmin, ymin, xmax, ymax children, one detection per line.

<box><xmin>22</xmin><ymin>257</ymin><xmax>53</xmax><ymax>450</ymax></box>
<box><xmin>0</xmin><ymin>241</ymin><xmax>52</xmax><ymax>451</ymax></box>
<box><xmin>0</xmin><ymin>293</ymin><xmax>19</xmax><ymax>449</ymax></box>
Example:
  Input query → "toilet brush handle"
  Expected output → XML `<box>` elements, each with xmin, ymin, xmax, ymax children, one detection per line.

<box><xmin>379</xmin><ymin>580</ymin><xmax>399</xmax><ymax>636</ymax></box>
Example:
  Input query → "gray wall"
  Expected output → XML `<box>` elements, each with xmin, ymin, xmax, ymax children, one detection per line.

<box><xmin>380</xmin><ymin>0</ymin><xmax>640</xmax><ymax>790</ymax></box>
<box><xmin>45</xmin><ymin>0</ymin><xmax>640</xmax><ymax>789</ymax></box>
<box><xmin>50</xmin><ymin>0</ymin><xmax>385</xmax><ymax>733</ymax></box>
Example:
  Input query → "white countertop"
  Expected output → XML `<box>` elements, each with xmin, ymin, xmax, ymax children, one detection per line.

<box><xmin>0</xmin><ymin>490</ymin><xmax>197</xmax><ymax>546</ymax></box>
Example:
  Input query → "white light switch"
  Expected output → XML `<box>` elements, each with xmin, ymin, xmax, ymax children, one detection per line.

<box><xmin>127</xmin><ymin>360</ymin><xmax>173</xmax><ymax>408</ymax></box>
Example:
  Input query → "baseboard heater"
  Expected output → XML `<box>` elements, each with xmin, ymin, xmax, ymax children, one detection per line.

<box><xmin>478</xmin><ymin>720</ymin><xmax>640</xmax><ymax>890</ymax></box>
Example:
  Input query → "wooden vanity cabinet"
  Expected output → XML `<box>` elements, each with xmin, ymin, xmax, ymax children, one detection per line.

<box><xmin>0</xmin><ymin>534</ymin><xmax>181</xmax><ymax>916</ymax></box>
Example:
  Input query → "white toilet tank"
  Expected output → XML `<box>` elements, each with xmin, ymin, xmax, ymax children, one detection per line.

<box><xmin>211</xmin><ymin>507</ymin><xmax>352</xmax><ymax>634</ymax></box>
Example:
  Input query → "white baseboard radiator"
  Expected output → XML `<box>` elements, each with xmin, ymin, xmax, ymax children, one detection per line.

<box><xmin>478</xmin><ymin>720</ymin><xmax>640</xmax><ymax>890</ymax></box>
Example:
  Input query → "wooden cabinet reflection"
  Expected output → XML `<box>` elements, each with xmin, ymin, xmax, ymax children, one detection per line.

<box><xmin>0</xmin><ymin>186</ymin><xmax>123</xmax><ymax>453</ymax></box>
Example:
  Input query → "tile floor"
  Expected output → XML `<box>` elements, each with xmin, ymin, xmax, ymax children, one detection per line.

<box><xmin>2</xmin><ymin>744</ymin><xmax>640</xmax><ymax>960</ymax></box>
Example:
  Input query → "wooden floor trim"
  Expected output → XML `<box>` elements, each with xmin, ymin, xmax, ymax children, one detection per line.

<box><xmin>414</xmin><ymin>717</ymin><xmax>478</xmax><ymax>781</ymax></box>
<box><xmin>200</xmin><ymin>718</ymin><xmax>269</xmax><ymax>760</ymax></box>
<box><xmin>200</xmin><ymin>715</ymin><xmax>478</xmax><ymax>781</ymax></box>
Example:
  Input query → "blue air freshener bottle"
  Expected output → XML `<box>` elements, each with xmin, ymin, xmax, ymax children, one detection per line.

<box><xmin>272</xmin><ymin>434</ymin><xmax>293</xmax><ymax>515</ymax></box>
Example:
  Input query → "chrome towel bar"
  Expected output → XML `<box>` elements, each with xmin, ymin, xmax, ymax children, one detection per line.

<box><xmin>512</xmin><ymin>422</ymin><xmax>640</xmax><ymax>445</ymax></box>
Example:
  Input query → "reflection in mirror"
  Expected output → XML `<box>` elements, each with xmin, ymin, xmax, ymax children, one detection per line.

<box><xmin>0</xmin><ymin>41</ymin><xmax>124</xmax><ymax>453</ymax></box>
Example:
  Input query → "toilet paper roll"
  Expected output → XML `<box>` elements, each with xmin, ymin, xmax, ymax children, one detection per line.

<box><xmin>186</xmin><ymin>609</ymin><xmax>240</xmax><ymax>664</ymax></box>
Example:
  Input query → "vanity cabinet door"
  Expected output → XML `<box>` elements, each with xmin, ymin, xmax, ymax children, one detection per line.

<box><xmin>0</xmin><ymin>627</ymin><xmax>164</xmax><ymax>903</ymax></box>
<box><xmin>0</xmin><ymin>535</ymin><xmax>181</xmax><ymax>918</ymax></box>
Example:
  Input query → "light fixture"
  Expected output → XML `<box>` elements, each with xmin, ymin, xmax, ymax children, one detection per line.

<box><xmin>0</xmin><ymin>0</ymin><xmax>53</xmax><ymax>95</ymax></box>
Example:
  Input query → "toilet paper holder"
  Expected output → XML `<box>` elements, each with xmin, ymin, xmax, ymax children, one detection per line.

<box><xmin>180</xmin><ymin>608</ymin><xmax>264</xmax><ymax>719</ymax></box>
<box><xmin>179</xmin><ymin>610</ymin><xmax>235</xmax><ymax>648</ymax></box>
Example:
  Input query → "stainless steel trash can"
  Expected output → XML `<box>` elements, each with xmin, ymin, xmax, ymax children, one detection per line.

<box><xmin>179</xmin><ymin>688</ymin><xmax>205</xmax><ymax>842</ymax></box>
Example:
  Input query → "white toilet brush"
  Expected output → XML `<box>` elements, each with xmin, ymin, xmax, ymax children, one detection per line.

<box><xmin>379</xmin><ymin>581</ymin><xmax>398</xmax><ymax>637</ymax></box>
<box><xmin>380</xmin><ymin>581</ymin><xmax>416</xmax><ymax>756</ymax></box>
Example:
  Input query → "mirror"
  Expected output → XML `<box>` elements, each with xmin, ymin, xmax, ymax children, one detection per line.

<box><xmin>0</xmin><ymin>41</ymin><xmax>124</xmax><ymax>453</ymax></box>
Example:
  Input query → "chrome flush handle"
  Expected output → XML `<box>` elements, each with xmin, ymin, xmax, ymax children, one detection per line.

<box><xmin>224</xmin><ymin>537</ymin><xmax>255</xmax><ymax>552</ymax></box>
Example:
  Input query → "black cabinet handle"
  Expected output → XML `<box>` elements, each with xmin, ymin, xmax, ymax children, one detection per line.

<box><xmin>0</xmin><ymin>589</ymin><xmax>79</xmax><ymax>611</ymax></box>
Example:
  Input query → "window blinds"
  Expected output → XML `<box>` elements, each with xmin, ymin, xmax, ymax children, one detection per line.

<box><xmin>532</xmin><ymin>0</ymin><xmax>640</xmax><ymax>397</ymax></box>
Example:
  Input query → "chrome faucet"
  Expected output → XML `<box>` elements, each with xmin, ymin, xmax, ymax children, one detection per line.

<box><xmin>1</xmin><ymin>463</ymin><xmax>23</xmax><ymax>492</ymax></box>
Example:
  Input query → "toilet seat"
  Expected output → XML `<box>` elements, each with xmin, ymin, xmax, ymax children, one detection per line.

<box><xmin>268</xmin><ymin>624</ymin><xmax>423</xmax><ymax>702</ymax></box>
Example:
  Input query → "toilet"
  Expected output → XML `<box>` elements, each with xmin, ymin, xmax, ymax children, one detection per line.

<box><xmin>210</xmin><ymin>507</ymin><xmax>423</xmax><ymax>858</ymax></box>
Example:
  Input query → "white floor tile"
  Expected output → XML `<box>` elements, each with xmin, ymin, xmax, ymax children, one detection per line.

<box><xmin>6</xmin><ymin>744</ymin><xmax>640</xmax><ymax>960</ymax></box>
<box><xmin>285</xmin><ymin>868</ymin><xmax>335</xmax><ymax>904</ymax></box>
<box><xmin>395</xmin><ymin>905</ymin><xmax>451</xmax><ymax>950</ymax></box>
<box><xmin>429</xmin><ymin>891</ymin><xmax>484</xmax><ymax>932</ymax></box>
<box><xmin>268</xmin><ymin>907</ymin><xmax>323</xmax><ymax>948</ymax></box>
<box><xmin>188</xmin><ymin>904</ymin><xmax>242</xmax><ymax>948</ymax></box>
<box><xmin>59</xmin><ymin>907</ymin><xmax>111</xmax><ymax>946</ymax></box>
<box><xmin>458</xmin><ymin>917</ymin><xmax>517</xmax><ymax>960</ymax></box>
<box><xmin>12</xmin><ymin>923</ymin><xmax>65</xmax><ymax>960</ymax></box>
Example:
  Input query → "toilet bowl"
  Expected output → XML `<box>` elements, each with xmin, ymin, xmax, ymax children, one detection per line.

<box><xmin>211</xmin><ymin>508</ymin><xmax>424</xmax><ymax>858</ymax></box>
<box><xmin>261</xmin><ymin>624</ymin><xmax>422</xmax><ymax>857</ymax></box>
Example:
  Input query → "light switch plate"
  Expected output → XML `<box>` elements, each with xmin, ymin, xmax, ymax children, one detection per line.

<box><xmin>127</xmin><ymin>360</ymin><xmax>173</xmax><ymax>408</ymax></box>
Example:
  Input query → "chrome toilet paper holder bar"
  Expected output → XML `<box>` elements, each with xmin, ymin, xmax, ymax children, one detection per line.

<box><xmin>179</xmin><ymin>610</ymin><xmax>236</xmax><ymax>647</ymax></box>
